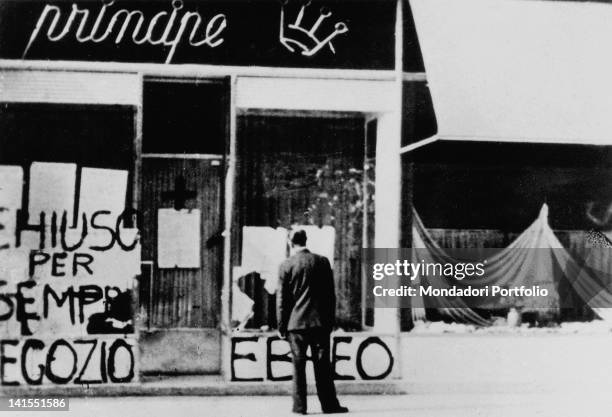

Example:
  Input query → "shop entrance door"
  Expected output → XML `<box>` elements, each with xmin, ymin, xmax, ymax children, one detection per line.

<box><xmin>139</xmin><ymin>79</ymin><xmax>228</xmax><ymax>374</ymax></box>
<box><xmin>141</xmin><ymin>159</ymin><xmax>223</xmax><ymax>328</ymax></box>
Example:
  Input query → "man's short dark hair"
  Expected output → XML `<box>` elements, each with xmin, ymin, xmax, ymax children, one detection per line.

<box><xmin>291</xmin><ymin>230</ymin><xmax>307</xmax><ymax>247</ymax></box>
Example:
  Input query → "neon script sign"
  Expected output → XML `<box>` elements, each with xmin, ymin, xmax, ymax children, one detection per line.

<box><xmin>21</xmin><ymin>0</ymin><xmax>352</xmax><ymax>64</ymax></box>
<box><xmin>22</xmin><ymin>0</ymin><xmax>228</xmax><ymax>64</ymax></box>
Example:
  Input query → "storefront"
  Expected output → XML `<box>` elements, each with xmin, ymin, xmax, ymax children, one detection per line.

<box><xmin>401</xmin><ymin>0</ymin><xmax>612</xmax><ymax>327</ymax></box>
<box><xmin>0</xmin><ymin>0</ymin><xmax>428</xmax><ymax>385</ymax></box>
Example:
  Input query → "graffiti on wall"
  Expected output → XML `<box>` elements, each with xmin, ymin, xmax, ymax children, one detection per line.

<box><xmin>0</xmin><ymin>163</ymin><xmax>140</xmax><ymax>386</ymax></box>
<box><xmin>230</xmin><ymin>333</ymin><xmax>395</xmax><ymax>382</ymax></box>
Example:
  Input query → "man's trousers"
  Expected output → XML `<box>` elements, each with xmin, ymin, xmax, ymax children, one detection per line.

<box><xmin>287</xmin><ymin>328</ymin><xmax>341</xmax><ymax>414</ymax></box>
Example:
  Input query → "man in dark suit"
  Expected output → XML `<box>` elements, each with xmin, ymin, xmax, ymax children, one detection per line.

<box><xmin>277</xmin><ymin>230</ymin><xmax>349</xmax><ymax>415</ymax></box>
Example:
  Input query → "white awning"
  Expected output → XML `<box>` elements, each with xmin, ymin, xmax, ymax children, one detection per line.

<box><xmin>409</xmin><ymin>0</ymin><xmax>612</xmax><ymax>145</ymax></box>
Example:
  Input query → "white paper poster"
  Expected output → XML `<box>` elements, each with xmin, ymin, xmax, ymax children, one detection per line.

<box><xmin>157</xmin><ymin>208</ymin><xmax>201</xmax><ymax>268</ymax></box>
<box><xmin>241</xmin><ymin>227</ymin><xmax>288</xmax><ymax>294</ymax></box>
<box><xmin>28</xmin><ymin>162</ymin><xmax>76</xmax><ymax>219</ymax></box>
<box><xmin>292</xmin><ymin>225</ymin><xmax>335</xmax><ymax>267</ymax></box>
<box><xmin>0</xmin><ymin>166</ymin><xmax>22</xmax><ymax>250</ymax></box>
<box><xmin>79</xmin><ymin>167</ymin><xmax>128</xmax><ymax>226</ymax></box>
<box><xmin>232</xmin><ymin>266</ymin><xmax>255</xmax><ymax>327</ymax></box>
<box><xmin>0</xmin><ymin>165</ymin><xmax>23</xmax><ymax>208</ymax></box>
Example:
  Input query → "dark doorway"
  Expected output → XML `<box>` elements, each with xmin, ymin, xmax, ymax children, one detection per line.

<box><xmin>139</xmin><ymin>79</ymin><xmax>228</xmax><ymax>374</ymax></box>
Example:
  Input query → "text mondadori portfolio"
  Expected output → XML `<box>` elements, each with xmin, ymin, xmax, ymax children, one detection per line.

<box><xmin>372</xmin><ymin>285</ymin><xmax>549</xmax><ymax>297</ymax></box>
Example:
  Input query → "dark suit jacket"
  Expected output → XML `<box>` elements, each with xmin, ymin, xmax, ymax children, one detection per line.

<box><xmin>277</xmin><ymin>249</ymin><xmax>336</xmax><ymax>334</ymax></box>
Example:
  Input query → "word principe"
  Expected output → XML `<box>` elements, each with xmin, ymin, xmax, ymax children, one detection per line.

<box><xmin>23</xmin><ymin>0</ymin><xmax>227</xmax><ymax>64</ymax></box>
<box><xmin>372</xmin><ymin>260</ymin><xmax>485</xmax><ymax>281</ymax></box>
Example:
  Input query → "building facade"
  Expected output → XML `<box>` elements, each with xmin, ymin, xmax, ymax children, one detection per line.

<box><xmin>0</xmin><ymin>0</ymin><xmax>430</xmax><ymax>385</ymax></box>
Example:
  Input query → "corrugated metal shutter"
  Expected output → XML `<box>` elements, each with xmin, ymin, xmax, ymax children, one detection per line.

<box><xmin>0</xmin><ymin>70</ymin><xmax>140</xmax><ymax>105</ymax></box>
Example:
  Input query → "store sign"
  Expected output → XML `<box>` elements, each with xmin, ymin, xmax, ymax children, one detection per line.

<box><xmin>22</xmin><ymin>0</ymin><xmax>229</xmax><ymax>65</ymax></box>
<box><xmin>0</xmin><ymin>0</ymin><xmax>397</xmax><ymax>70</ymax></box>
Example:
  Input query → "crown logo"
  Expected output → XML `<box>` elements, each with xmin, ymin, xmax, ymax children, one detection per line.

<box><xmin>279</xmin><ymin>1</ymin><xmax>349</xmax><ymax>57</ymax></box>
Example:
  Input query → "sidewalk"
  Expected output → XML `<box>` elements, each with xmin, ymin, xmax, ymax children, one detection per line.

<box><xmin>2</xmin><ymin>375</ymin><xmax>405</xmax><ymax>397</ymax></box>
<box><xmin>6</xmin><ymin>332</ymin><xmax>612</xmax><ymax>398</ymax></box>
<box><xmin>7</xmin><ymin>392</ymin><xmax>612</xmax><ymax>417</ymax></box>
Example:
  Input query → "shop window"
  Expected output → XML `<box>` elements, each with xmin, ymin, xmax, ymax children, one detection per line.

<box><xmin>233</xmin><ymin>114</ymin><xmax>368</xmax><ymax>331</ymax></box>
<box><xmin>411</xmin><ymin>141</ymin><xmax>612</xmax><ymax>231</ymax></box>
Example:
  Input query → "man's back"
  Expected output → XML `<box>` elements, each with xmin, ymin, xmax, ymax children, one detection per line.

<box><xmin>276</xmin><ymin>231</ymin><xmax>347</xmax><ymax>414</ymax></box>
<box><xmin>277</xmin><ymin>249</ymin><xmax>336</xmax><ymax>333</ymax></box>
